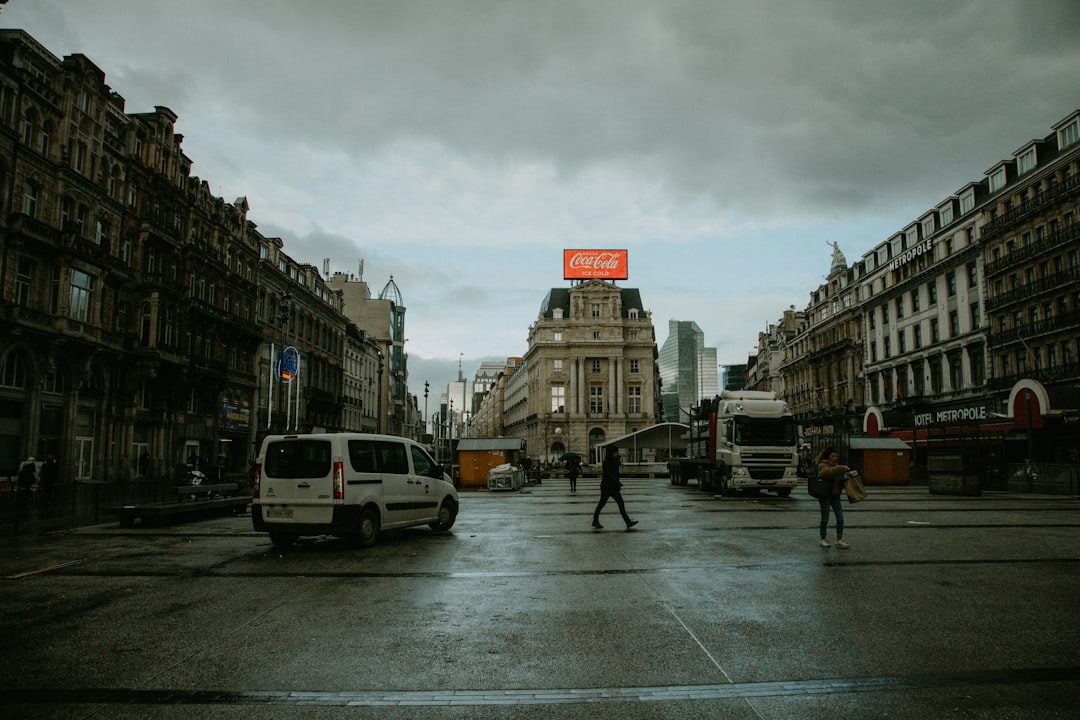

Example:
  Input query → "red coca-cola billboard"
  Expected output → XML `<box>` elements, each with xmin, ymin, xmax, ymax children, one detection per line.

<box><xmin>563</xmin><ymin>249</ymin><xmax>629</xmax><ymax>280</ymax></box>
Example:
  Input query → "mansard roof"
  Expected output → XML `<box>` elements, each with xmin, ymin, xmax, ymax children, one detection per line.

<box><xmin>539</xmin><ymin>280</ymin><xmax>645</xmax><ymax>319</ymax></box>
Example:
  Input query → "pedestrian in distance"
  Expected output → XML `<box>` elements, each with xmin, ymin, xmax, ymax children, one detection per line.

<box><xmin>592</xmin><ymin>445</ymin><xmax>638</xmax><ymax>531</ymax></box>
<box><xmin>815</xmin><ymin>447</ymin><xmax>850</xmax><ymax>549</ymax></box>
<box><xmin>17</xmin><ymin>455</ymin><xmax>37</xmax><ymax>516</ymax></box>
<box><xmin>566</xmin><ymin>454</ymin><xmax>580</xmax><ymax>494</ymax></box>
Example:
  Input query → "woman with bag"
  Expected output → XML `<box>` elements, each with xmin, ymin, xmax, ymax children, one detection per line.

<box><xmin>815</xmin><ymin>447</ymin><xmax>850</xmax><ymax>549</ymax></box>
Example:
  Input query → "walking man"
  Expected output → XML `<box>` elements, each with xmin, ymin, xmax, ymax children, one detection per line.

<box><xmin>592</xmin><ymin>445</ymin><xmax>637</xmax><ymax>530</ymax></box>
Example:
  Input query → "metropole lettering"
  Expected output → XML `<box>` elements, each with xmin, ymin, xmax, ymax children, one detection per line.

<box><xmin>888</xmin><ymin>238</ymin><xmax>933</xmax><ymax>272</ymax></box>
<box><xmin>914</xmin><ymin>404</ymin><xmax>987</xmax><ymax>427</ymax></box>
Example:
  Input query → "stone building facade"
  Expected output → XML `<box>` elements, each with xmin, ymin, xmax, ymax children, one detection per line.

<box><xmin>0</xmin><ymin>30</ymin><xmax>385</xmax><ymax>498</ymax></box>
<box><xmin>517</xmin><ymin>279</ymin><xmax>661</xmax><ymax>464</ymax></box>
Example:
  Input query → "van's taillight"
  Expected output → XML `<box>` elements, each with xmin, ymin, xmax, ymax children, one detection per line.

<box><xmin>253</xmin><ymin>462</ymin><xmax>262</xmax><ymax>499</ymax></box>
<box><xmin>333</xmin><ymin>461</ymin><xmax>344</xmax><ymax>500</ymax></box>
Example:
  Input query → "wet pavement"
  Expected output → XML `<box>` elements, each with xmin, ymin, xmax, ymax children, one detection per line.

<box><xmin>1</xmin><ymin>478</ymin><xmax>1078</xmax><ymax>719</ymax></box>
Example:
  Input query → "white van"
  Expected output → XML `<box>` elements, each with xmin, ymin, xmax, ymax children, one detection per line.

<box><xmin>252</xmin><ymin>433</ymin><xmax>459</xmax><ymax>547</ymax></box>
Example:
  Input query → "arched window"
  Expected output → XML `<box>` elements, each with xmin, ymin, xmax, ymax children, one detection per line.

<box><xmin>40</xmin><ymin>120</ymin><xmax>52</xmax><ymax>156</ymax></box>
<box><xmin>21</xmin><ymin>108</ymin><xmax>36</xmax><ymax>146</ymax></box>
<box><xmin>22</xmin><ymin>179</ymin><xmax>38</xmax><ymax>217</ymax></box>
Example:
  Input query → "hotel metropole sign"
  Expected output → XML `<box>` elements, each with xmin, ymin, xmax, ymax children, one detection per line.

<box><xmin>887</xmin><ymin>238</ymin><xmax>933</xmax><ymax>272</ymax></box>
<box><xmin>881</xmin><ymin>401</ymin><xmax>993</xmax><ymax>430</ymax></box>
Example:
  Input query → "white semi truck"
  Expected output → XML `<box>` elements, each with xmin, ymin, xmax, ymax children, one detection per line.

<box><xmin>669</xmin><ymin>390</ymin><xmax>800</xmax><ymax>497</ymax></box>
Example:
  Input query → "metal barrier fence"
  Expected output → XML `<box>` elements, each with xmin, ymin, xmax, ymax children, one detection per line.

<box><xmin>1004</xmin><ymin>463</ymin><xmax>1080</xmax><ymax>495</ymax></box>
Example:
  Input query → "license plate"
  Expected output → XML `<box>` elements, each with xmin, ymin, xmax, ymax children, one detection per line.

<box><xmin>266</xmin><ymin>508</ymin><xmax>293</xmax><ymax>520</ymax></box>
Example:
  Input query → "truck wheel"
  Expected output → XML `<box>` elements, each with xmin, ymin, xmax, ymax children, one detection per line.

<box><xmin>776</xmin><ymin>488</ymin><xmax>792</xmax><ymax>498</ymax></box>
<box><xmin>429</xmin><ymin>499</ymin><xmax>458</xmax><ymax>532</ymax></box>
<box><xmin>719</xmin><ymin>474</ymin><xmax>734</xmax><ymax>497</ymax></box>
<box><xmin>699</xmin><ymin>470</ymin><xmax>712</xmax><ymax>492</ymax></box>
<box><xmin>356</xmin><ymin>506</ymin><xmax>380</xmax><ymax>548</ymax></box>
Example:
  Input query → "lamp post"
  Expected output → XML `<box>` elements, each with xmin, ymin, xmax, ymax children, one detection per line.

<box><xmin>423</xmin><ymin>381</ymin><xmax>429</xmax><ymax>438</ymax></box>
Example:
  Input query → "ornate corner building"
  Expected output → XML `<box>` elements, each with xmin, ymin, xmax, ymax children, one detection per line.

<box><xmin>518</xmin><ymin>279</ymin><xmax>662</xmax><ymax>464</ymax></box>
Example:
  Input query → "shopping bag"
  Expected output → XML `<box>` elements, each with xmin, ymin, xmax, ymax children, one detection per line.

<box><xmin>807</xmin><ymin>473</ymin><xmax>832</xmax><ymax>499</ymax></box>
<box><xmin>844</xmin><ymin>471</ymin><xmax>868</xmax><ymax>503</ymax></box>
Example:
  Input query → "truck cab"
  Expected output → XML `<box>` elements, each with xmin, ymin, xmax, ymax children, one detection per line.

<box><xmin>715</xmin><ymin>390</ymin><xmax>799</xmax><ymax>496</ymax></box>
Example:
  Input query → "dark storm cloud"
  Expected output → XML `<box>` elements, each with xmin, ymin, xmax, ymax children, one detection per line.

<box><xmin>11</xmin><ymin>0</ymin><xmax>1078</xmax><ymax>219</ymax></box>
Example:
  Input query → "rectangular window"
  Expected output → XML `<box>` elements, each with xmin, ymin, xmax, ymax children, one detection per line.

<box><xmin>949</xmin><ymin>353</ymin><xmax>964</xmax><ymax>390</ymax></box>
<box><xmin>931</xmin><ymin>318</ymin><xmax>940</xmax><ymax>343</ymax></box>
<box><xmin>629</xmin><ymin>359</ymin><xmax>640</xmax><ymax>373</ymax></box>
<box><xmin>591</xmin><ymin>359</ymin><xmax>601</xmax><ymax>373</ymax></box>
<box><xmin>968</xmin><ymin>263</ymin><xmax>977</xmax><ymax>288</ymax></box>
<box><xmin>69</xmin><ymin>269</ymin><xmax>94</xmax><ymax>322</ymax></box>
<box><xmin>551</xmin><ymin>386</ymin><xmax>565</xmax><ymax>414</ymax></box>
<box><xmin>929</xmin><ymin>357</ymin><xmax>942</xmax><ymax>394</ymax></box>
<box><xmin>591</xmin><ymin>303</ymin><xmax>601</xmax><ymax>318</ymax></box>
<box><xmin>589</xmin><ymin>386</ymin><xmax>604</xmax><ymax>414</ymax></box>
<box><xmin>16</xmin><ymin>258</ymin><xmax>33</xmax><ymax>306</ymax></box>
<box><xmin>553</xmin><ymin>359</ymin><xmax>563</xmax><ymax>373</ymax></box>
<box><xmin>970</xmin><ymin>302</ymin><xmax>981</xmax><ymax>330</ymax></box>
<box><xmin>911</xmin><ymin>289</ymin><xmax>920</xmax><ymax>312</ymax></box>
<box><xmin>913</xmin><ymin>324</ymin><xmax>922</xmax><ymax>349</ymax></box>
<box><xmin>628</xmin><ymin>386</ymin><xmax>642</xmax><ymax>414</ymax></box>
<box><xmin>898</xmin><ymin>329</ymin><xmax>907</xmax><ymax>354</ymax></box>
<box><xmin>970</xmin><ymin>346</ymin><xmax>985</xmax><ymax>386</ymax></box>
<box><xmin>928</xmin><ymin>281</ymin><xmax>938</xmax><ymax>305</ymax></box>
<box><xmin>895</xmin><ymin>297</ymin><xmax>904</xmax><ymax>319</ymax></box>
<box><xmin>949</xmin><ymin>310</ymin><xmax>960</xmax><ymax>337</ymax></box>
<box><xmin>947</xmin><ymin>273</ymin><xmax>957</xmax><ymax>297</ymax></box>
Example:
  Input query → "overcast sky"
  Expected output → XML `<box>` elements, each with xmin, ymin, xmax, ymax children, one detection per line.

<box><xmin>6</xmin><ymin>0</ymin><xmax>1079</xmax><ymax>402</ymax></box>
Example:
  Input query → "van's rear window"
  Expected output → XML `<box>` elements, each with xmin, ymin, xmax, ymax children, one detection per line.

<box><xmin>264</xmin><ymin>440</ymin><xmax>332</xmax><ymax>479</ymax></box>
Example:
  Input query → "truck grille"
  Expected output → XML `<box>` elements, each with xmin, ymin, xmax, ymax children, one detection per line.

<box><xmin>741</xmin><ymin>450</ymin><xmax>792</xmax><ymax>481</ymax></box>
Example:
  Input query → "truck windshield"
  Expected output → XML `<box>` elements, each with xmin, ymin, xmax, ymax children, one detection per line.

<box><xmin>733</xmin><ymin>417</ymin><xmax>797</xmax><ymax>446</ymax></box>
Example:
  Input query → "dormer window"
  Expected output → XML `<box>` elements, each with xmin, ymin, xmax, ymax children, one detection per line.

<box><xmin>553</xmin><ymin>308</ymin><xmax>564</xmax><ymax>319</ymax></box>
<box><xmin>1057</xmin><ymin>116</ymin><xmax>1079</xmax><ymax>148</ymax></box>
<box><xmin>1017</xmin><ymin>147</ymin><xmax>1037</xmax><ymax>175</ymax></box>
<box><xmin>959</xmin><ymin>190</ymin><xmax>975</xmax><ymax>215</ymax></box>
<box><xmin>989</xmin><ymin>167</ymin><xmax>1007</xmax><ymax>193</ymax></box>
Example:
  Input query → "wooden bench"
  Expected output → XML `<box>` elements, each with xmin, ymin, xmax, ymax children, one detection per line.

<box><xmin>108</xmin><ymin>492</ymin><xmax>250</xmax><ymax>528</ymax></box>
<box><xmin>174</xmin><ymin>482</ymin><xmax>239</xmax><ymax>500</ymax></box>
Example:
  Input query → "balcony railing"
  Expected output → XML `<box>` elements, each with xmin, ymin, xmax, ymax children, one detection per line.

<box><xmin>985</xmin><ymin>222</ymin><xmax>1080</xmax><ymax>276</ymax></box>
<box><xmin>986</xmin><ymin>265</ymin><xmax>1080</xmax><ymax>311</ymax></box>
<box><xmin>981</xmin><ymin>173</ymin><xmax>1079</xmax><ymax>239</ymax></box>
<box><xmin>989</xmin><ymin>309</ymin><xmax>1080</xmax><ymax>346</ymax></box>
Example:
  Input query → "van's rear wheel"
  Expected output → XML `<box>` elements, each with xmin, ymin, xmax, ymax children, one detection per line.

<box><xmin>429</xmin><ymin>499</ymin><xmax>458</xmax><ymax>532</ymax></box>
<box><xmin>356</xmin><ymin>507</ymin><xmax>380</xmax><ymax>547</ymax></box>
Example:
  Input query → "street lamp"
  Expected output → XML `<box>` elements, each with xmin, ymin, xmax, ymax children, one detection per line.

<box><xmin>424</xmin><ymin>381</ymin><xmax>429</xmax><ymax>437</ymax></box>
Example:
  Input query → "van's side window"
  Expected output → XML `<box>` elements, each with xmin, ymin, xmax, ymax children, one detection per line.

<box><xmin>410</xmin><ymin>446</ymin><xmax>437</xmax><ymax>477</ymax></box>
<box><xmin>376</xmin><ymin>441</ymin><xmax>409</xmax><ymax>475</ymax></box>
<box><xmin>348</xmin><ymin>440</ymin><xmax>378</xmax><ymax>473</ymax></box>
